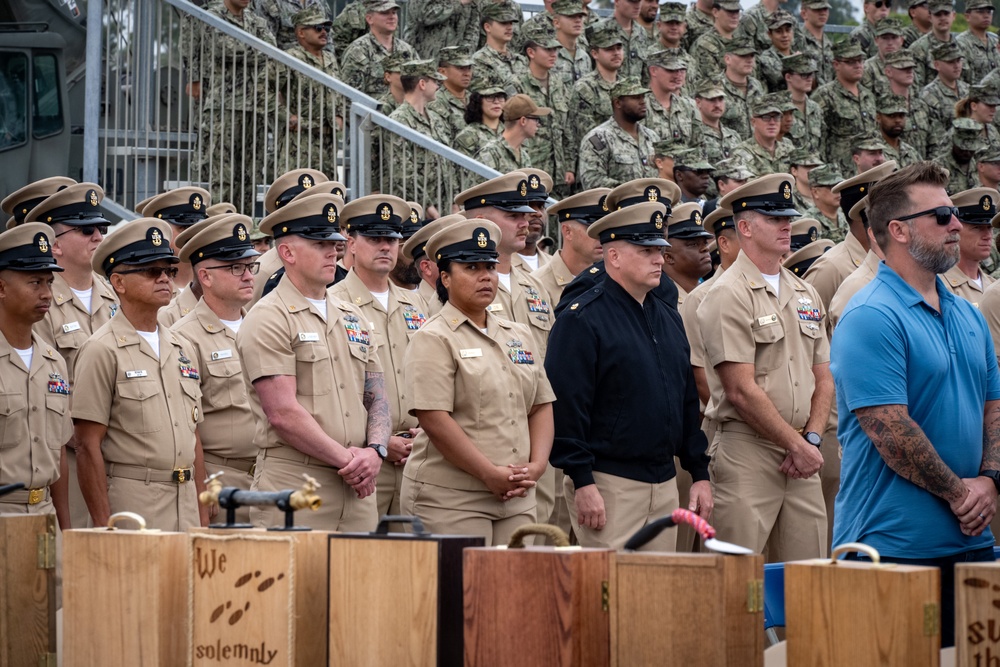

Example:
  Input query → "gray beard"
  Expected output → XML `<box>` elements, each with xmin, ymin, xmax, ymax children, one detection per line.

<box><xmin>908</xmin><ymin>232</ymin><xmax>959</xmax><ymax>275</ymax></box>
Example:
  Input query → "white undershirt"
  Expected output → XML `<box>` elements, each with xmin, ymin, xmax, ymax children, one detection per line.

<box><xmin>972</xmin><ymin>275</ymin><xmax>983</xmax><ymax>291</ymax></box>
<box><xmin>70</xmin><ymin>286</ymin><xmax>93</xmax><ymax>314</ymax></box>
<box><xmin>136</xmin><ymin>328</ymin><xmax>160</xmax><ymax>358</ymax></box>
<box><xmin>517</xmin><ymin>253</ymin><xmax>539</xmax><ymax>271</ymax></box>
<box><xmin>371</xmin><ymin>289</ymin><xmax>390</xmax><ymax>311</ymax></box>
<box><xmin>13</xmin><ymin>345</ymin><xmax>32</xmax><ymax>370</ymax></box>
<box><xmin>219</xmin><ymin>317</ymin><xmax>243</xmax><ymax>334</ymax></box>
<box><xmin>305</xmin><ymin>296</ymin><xmax>328</xmax><ymax>321</ymax></box>
<box><xmin>761</xmin><ymin>272</ymin><xmax>780</xmax><ymax>298</ymax></box>
<box><xmin>497</xmin><ymin>271</ymin><xmax>511</xmax><ymax>292</ymax></box>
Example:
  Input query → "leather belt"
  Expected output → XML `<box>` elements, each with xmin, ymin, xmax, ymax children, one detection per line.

<box><xmin>717</xmin><ymin>421</ymin><xmax>806</xmax><ymax>439</ymax></box>
<box><xmin>0</xmin><ymin>487</ymin><xmax>49</xmax><ymax>505</ymax></box>
<box><xmin>261</xmin><ymin>447</ymin><xmax>333</xmax><ymax>469</ymax></box>
<box><xmin>105</xmin><ymin>462</ymin><xmax>193</xmax><ymax>484</ymax></box>
<box><xmin>202</xmin><ymin>452</ymin><xmax>256</xmax><ymax>474</ymax></box>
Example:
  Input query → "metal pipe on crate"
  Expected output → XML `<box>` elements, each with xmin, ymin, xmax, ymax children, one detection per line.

<box><xmin>199</xmin><ymin>471</ymin><xmax>321</xmax><ymax>531</ymax></box>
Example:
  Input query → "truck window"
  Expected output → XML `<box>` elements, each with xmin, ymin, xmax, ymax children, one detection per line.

<box><xmin>0</xmin><ymin>52</ymin><xmax>27</xmax><ymax>151</ymax></box>
<box><xmin>32</xmin><ymin>53</ymin><xmax>63</xmax><ymax>139</ymax></box>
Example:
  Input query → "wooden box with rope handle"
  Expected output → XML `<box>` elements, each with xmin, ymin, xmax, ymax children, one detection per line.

<box><xmin>611</xmin><ymin>509</ymin><xmax>765</xmax><ymax>667</ymax></box>
<box><xmin>63</xmin><ymin>512</ymin><xmax>190</xmax><ymax>667</ymax></box>
<box><xmin>463</xmin><ymin>523</ymin><xmax>614</xmax><ymax>667</ymax></box>
<box><xmin>786</xmin><ymin>542</ymin><xmax>941</xmax><ymax>666</ymax></box>
<box><xmin>0</xmin><ymin>510</ymin><xmax>56</xmax><ymax>667</ymax></box>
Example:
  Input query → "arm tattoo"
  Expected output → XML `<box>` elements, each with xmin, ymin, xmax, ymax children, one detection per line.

<box><xmin>856</xmin><ymin>405</ymin><xmax>965</xmax><ymax>503</ymax></box>
<box><xmin>982</xmin><ymin>402</ymin><xmax>1000</xmax><ymax>471</ymax></box>
<box><xmin>363</xmin><ymin>371</ymin><xmax>392</xmax><ymax>446</ymax></box>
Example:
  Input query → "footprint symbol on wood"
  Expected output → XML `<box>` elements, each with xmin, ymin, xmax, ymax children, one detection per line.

<box><xmin>963</xmin><ymin>578</ymin><xmax>1000</xmax><ymax>609</ymax></box>
<box><xmin>209</xmin><ymin>600</ymin><xmax>251</xmax><ymax>625</ymax></box>
<box><xmin>209</xmin><ymin>570</ymin><xmax>286</xmax><ymax>626</ymax></box>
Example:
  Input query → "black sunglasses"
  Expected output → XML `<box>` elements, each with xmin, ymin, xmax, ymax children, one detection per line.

<box><xmin>309</xmin><ymin>24</ymin><xmax>332</xmax><ymax>32</ymax></box>
<box><xmin>56</xmin><ymin>224</ymin><xmax>109</xmax><ymax>237</ymax></box>
<box><xmin>871</xmin><ymin>0</ymin><xmax>886</xmax><ymax>7</ymax></box>
<box><xmin>896</xmin><ymin>206</ymin><xmax>959</xmax><ymax>226</ymax></box>
<box><xmin>114</xmin><ymin>266</ymin><xmax>179</xmax><ymax>279</ymax></box>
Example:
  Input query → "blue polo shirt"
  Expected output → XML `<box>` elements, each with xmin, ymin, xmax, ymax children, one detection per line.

<box><xmin>831</xmin><ymin>262</ymin><xmax>1000</xmax><ymax>558</ymax></box>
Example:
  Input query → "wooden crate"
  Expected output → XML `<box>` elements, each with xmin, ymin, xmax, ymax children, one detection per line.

<box><xmin>786</xmin><ymin>545</ymin><xmax>940</xmax><ymax>667</ymax></box>
<box><xmin>463</xmin><ymin>527</ymin><xmax>613</xmax><ymax>667</ymax></box>
<box><xmin>63</xmin><ymin>514</ymin><xmax>189</xmax><ymax>667</ymax></box>
<box><xmin>328</xmin><ymin>518</ymin><xmax>484</xmax><ymax>667</ymax></box>
<box><xmin>611</xmin><ymin>552</ymin><xmax>764</xmax><ymax>667</ymax></box>
<box><xmin>0</xmin><ymin>514</ymin><xmax>56</xmax><ymax>667</ymax></box>
<box><xmin>956</xmin><ymin>562</ymin><xmax>1000</xmax><ymax>666</ymax></box>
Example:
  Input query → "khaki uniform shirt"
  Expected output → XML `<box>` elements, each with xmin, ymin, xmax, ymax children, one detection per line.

<box><xmin>419</xmin><ymin>280</ymin><xmax>443</xmax><ymax>317</ymax></box>
<box><xmin>170</xmin><ymin>299</ymin><xmax>258</xmax><ymax>459</ymax></box>
<box><xmin>252</xmin><ymin>247</ymin><xmax>283</xmax><ymax>306</ymax></box>
<box><xmin>330</xmin><ymin>270</ymin><xmax>429</xmax><ymax>433</ymax></box>
<box><xmin>979</xmin><ymin>280</ymin><xmax>1000</xmax><ymax>357</ymax></box>
<box><xmin>73</xmin><ymin>316</ymin><xmax>203</xmax><ymax>470</ymax></box>
<box><xmin>531</xmin><ymin>250</ymin><xmax>575</xmax><ymax>306</ymax></box>
<box><xmin>491</xmin><ymin>266</ymin><xmax>554</xmax><ymax>362</ymax></box>
<box><xmin>237</xmin><ymin>275</ymin><xmax>382</xmax><ymax>455</ymax></box>
<box><xmin>828</xmin><ymin>249</ymin><xmax>880</xmax><ymax>330</ymax></box>
<box><xmin>34</xmin><ymin>271</ymin><xmax>118</xmax><ymax>382</ymax></box>
<box><xmin>402</xmin><ymin>301</ymin><xmax>555</xmax><ymax>491</ymax></box>
<box><xmin>157</xmin><ymin>285</ymin><xmax>200</xmax><ymax>329</ymax></box>
<box><xmin>511</xmin><ymin>251</ymin><xmax>552</xmax><ymax>274</ymax></box>
<box><xmin>802</xmin><ymin>231</ymin><xmax>867</xmax><ymax>309</ymax></box>
<box><xmin>0</xmin><ymin>332</ymin><xmax>72</xmax><ymax>489</ymax></box>
<box><xmin>942</xmin><ymin>264</ymin><xmax>995</xmax><ymax>308</ymax></box>
<box><xmin>698</xmin><ymin>251</ymin><xmax>830</xmax><ymax>429</ymax></box>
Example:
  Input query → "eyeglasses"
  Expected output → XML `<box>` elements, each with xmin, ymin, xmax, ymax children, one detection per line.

<box><xmin>56</xmin><ymin>224</ymin><xmax>109</xmax><ymax>237</ymax></box>
<box><xmin>114</xmin><ymin>266</ymin><xmax>179</xmax><ymax>279</ymax></box>
<box><xmin>202</xmin><ymin>261</ymin><xmax>261</xmax><ymax>276</ymax></box>
<box><xmin>758</xmin><ymin>113</ymin><xmax>782</xmax><ymax>122</ymax></box>
<box><xmin>525</xmin><ymin>116</ymin><xmax>542</xmax><ymax>123</ymax></box>
<box><xmin>895</xmin><ymin>206</ymin><xmax>959</xmax><ymax>226</ymax></box>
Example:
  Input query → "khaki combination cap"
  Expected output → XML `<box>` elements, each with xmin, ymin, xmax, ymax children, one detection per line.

<box><xmin>0</xmin><ymin>222</ymin><xmax>62</xmax><ymax>272</ymax></box>
<box><xmin>140</xmin><ymin>186</ymin><xmax>211</xmax><ymax>227</ymax></box>
<box><xmin>667</xmin><ymin>203</ymin><xmax>712</xmax><ymax>240</ymax></box>
<box><xmin>455</xmin><ymin>172</ymin><xmax>536</xmax><ymax>214</ymax></box>
<box><xmin>784</xmin><ymin>239</ymin><xmax>835</xmax><ymax>276</ymax></box>
<box><xmin>259</xmin><ymin>193</ymin><xmax>347</xmax><ymax>241</ymax></box>
<box><xmin>1</xmin><ymin>176</ymin><xmax>77</xmax><ymax>225</ymax></box>
<box><xmin>719</xmin><ymin>173</ymin><xmax>801</xmax><ymax>217</ymax></box>
<box><xmin>206</xmin><ymin>202</ymin><xmax>238</xmax><ymax>216</ymax></box>
<box><xmin>173</xmin><ymin>213</ymin><xmax>230</xmax><ymax>251</ymax></box>
<box><xmin>290</xmin><ymin>180</ymin><xmax>349</xmax><ymax>204</ymax></box>
<box><xmin>521</xmin><ymin>168</ymin><xmax>553</xmax><ymax>202</ymax></box>
<box><xmin>178</xmin><ymin>214</ymin><xmax>261</xmax><ymax>264</ymax></box>
<box><xmin>588</xmin><ymin>200</ymin><xmax>670</xmax><ymax>247</ymax></box>
<box><xmin>504</xmin><ymin>94</ymin><xmax>553</xmax><ymax>121</ymax></box>
<box><xmin>25</xmin><ymin>182</ymin><xmax>110</xmax><ymax>227</ymax></box>
<box><xmin>264</xmin><ymin>168</ymin><xmax>328</xmax><ymax>214</ymax></box>
<box><xmin>704</xmin><ymin>207</ymin><xmax>735</xmax><ymax>236</ymax></box>
<box><xmin>402</xmin><ymin>202</ymin><xmax>425</xmax><ymax>238</ymax></box>
<box><xmin>831</xmin><ymin>160</ymin><xmax>897</xmax><ymax>217</ymax></box>
<box><xmin>401</xmin><ymin>213</ymin><xmax>465</xmax><ymax>262</ymax></box>
<box><xmin>548</xmin><ymin>188</ymin><xmax>612</xmax><ymax>225</ymax></box>
<box><xmin>849</xmin><ymin>195</ymin><xmax>869</xmax><ymax>225</ymax></box>
<box><xmin>92</xmin><ymin>219</ymin><xmax>178</xmax><ymax>276</ymax></box>
<box><xmin>790</xmin><ymin>217</ymin><xmax>821</xmax><ymax>250</ymax></box>
<box><xmin>951</xmin><ymin>187</ymin><xmax>999</xmax><ymax>226</ymax></box>
<box><xmin>426</xmin><ymin>218</ymin><xmax>502</xmax><ymax>263</ymax></box>
<box><xmin>341</xmin><ymin>194</ymin><xmax>409</xmax><ymax>238</ymax></box>
<box><xmin>605</xmin><ymin>178</ymin><xmax>681</xmax><ymax>213</ymax></box>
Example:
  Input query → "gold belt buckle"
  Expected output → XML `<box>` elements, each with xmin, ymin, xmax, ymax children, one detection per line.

<box><xmin>172</xmin><ymin>468</ymin><xmax>190</xmax><ymax>484</ymax></box>
<box><xmin>27</xmin><ymin>488</ymin><xmax>44</xmax><ymax>505</ymax></box>
<box><xmin>248</xmin><ymin>462</ymin><xmax>257</xmax><ymax>478</ymax></box>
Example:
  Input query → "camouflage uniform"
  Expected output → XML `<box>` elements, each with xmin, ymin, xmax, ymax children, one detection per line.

<box><xmin>957</xmin><ymin>30</ymin><xmax>1000</xmax><ymax>87</ymax></box>
<box><xmin>577</xmin><ymin>118</ymin><xmax>660</xmax><ymax>188</ymax></box>
<box><xmin>683</xmin><ymin>5</ymin><xmax>715</xmax><ymax>51</ymax></box>
<box><xmin>454</xmin><ymin>121</ymin><xmax>503</xmax><ymax>157</ymax></box>
<box><xmin>341</xmin><ymin>33</ymin><xmax>418</xmax><ymax>98</ymax></box>
<box><xmin>518</xmin><ymin>70</ymin><xmax>573</xmax><ymax>183</ymax></box>
<box><xmin>881</xmin><ymin>138</ymin><xmax>923</xmax><ymax>168</ymax></box>
<box><xmin>475</xmin><ymin>0</ymin><xmax>523</xmax><ymax>50</ymax></box>
<box><xmin>513</xmin><ymin>10</ymin><xmax>557</xmax><ymax>54</ymax></box>
<box><xmin>939</xmin><ymin>151</ymin><xmax>981</xmax><ymax>193</ymax></box>
<box><xmin>812</xmin><ymin>80</ymin><xmax>877</xmax><ymax>174</ymax></box>
<box><xmin>803</xmin><ymin>205</ymin><xmax>849</xmax><ymax>245</ymax></box>
<box><xmin>643</xmin><ymin>92</ymin><xmax>697</xmax><ymax>146</ymax></box>
<box><xmin>720</xmin><ymin>74</ymin><xmax>765</xmax><ymax>139</ymax></box>
<box><xmin>908</xmin><ymin>33</ymin><xmax>958</xmax><ymax>90</ymax></box>
<box><xmin>553</xmin><ymin>43</ymin><xmax>594</xmax><ymax>91</ymax></box>
<box><xmin>734</xmin><ymin>2</ymin><xmax>776</xmax><ymax>53</ymax></box>
<box><xmin>920</xmin><ymin>77</ymin><xmax>969</xmax><ymax>157</ymax></box>
<box><xmin>404</xmin><ymin>0</ymin><xmax>480</xmax><ymax>58</ymax></box>
<box><xmin>849</xmin><ymin>20</ymin><xmax>879</xmax><ymax>59</ymax></box>
<box><xmin>387</xmin><ymin>102</ymin><xmax>452</xmax><ymax>210</ymax></box>
<box><xmin>787</xmin><ymin>98</ymin><xmax>825</xmax><ymax>156</ymax></box>
<box><xmin>691</xmin><ymin>118</ymin><xmax>742</xmax><ymax>167</ymax></box>
<box><xmin>689</xmin><ymin>30</ymin><xmax>730</xmax><ymax>82</ymax></box>
<box><xmin>731</xmin><ymin>136</ymin><xmax>794</xmax><ymax>176</ymax></box>
<box><xmin>901</xmin><ymin>94</ymin><xmax>933</xmax><ymax>159</ymax></box>
<box><xmin>569</xmin><ymin>72</ymin><xmax>617</xmax><ymax>161</ymax></box>
<box><xmin>331</xmin><ymin>1</ymin><xmax>369</xmax><ymax>56</ymax></box>
<box><xmin>378</xmin><ymin>90</ymin><xmax>402</xmax><ymax>116</ymax></box>
<box><xmin>756</xmin><ymin>47</ymin><xmax>792</xmax><ymax>93</ymax></box>
<box><xmin>471</xmin><ymin>46</ymin><xmax>527</xmax><ymax>97</ymax></box>
<box><xmin>901</xmin><ymin>25</ymin><xmax>927</xmax><ymax>49</ymax></box>
<box><xmin>254</xmin><ymin>0</ymin><xmax>324</xmax><ymax>49</ymax></box>
<box><xmin>861</xmin><ymin>55</ymin><xmax>891</xmax><ymax>99</ymax></box>
<box><xmin>476</xmin><ymin>137</ymin><xmax>533</xmax><ymax>172</ymax></box>
<box><xmin>794</xmin><ymin>30</ymin><xmax>834</xmax><ymax>86</ymax></box>
<box><xmin>598</xmin><ymin>18</ymin><xmax>653</xmax><ymax>80</ymax></box>
<box><xmin>427</xmin><ymin>87</ymin><xmax>469</xmax><ymax>142</ymax></box>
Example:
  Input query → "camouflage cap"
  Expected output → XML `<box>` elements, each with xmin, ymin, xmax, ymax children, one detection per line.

<box><xmin>248</xmin><ymin>220</ymin><xmax>269</xmax><ymax>241</ymax></box>
<box><xmin>401</xmin><ymin>59</ymin><xmax>447</xmax><ymax>80</ymax></box>
<box><xmin>714</xmin><ymin>0</ymin><xmax>741</xmax><ymax>10</ymax></box>
<box><xmin>774</xmin><ymin>91</ymin><xmax>797</xmax><ymax>112</ymax></box>
<box><xmin>724</xmin><ymin>36</ymin><xmax>756</xmax><ymax>56</ymax></box>
<box><xmin>673</xmin><ymin>148</ymin><xmax>714</xmax><ymax>171</ymax></box>
<box><xmin>907</xmin><ymin>0</ymin><xmax>928</xmax><ymax>7</ymax></box>
<box><xmin>931</xmin><ymin>41</ymin><xmax>962</xmax><ymax>62</ymax></box>
<box><xmin>713</xmin><ymin>158</ymin><xmax>755</xmax><ymax>181</ymax></box>
<box><xmin>874</xmin><ymin>17</ymin><xmax>905</xmax><ymax>37</ymax></box>
<box><xmin>965</xmin><ymin>0</ymin><xmax>993</xmax><ymax>10</ymax></box>
<box><xmin>766</xmin><ymin>9</ymin><xmax>795</xmax><ymax>30</ymax></box>
<box><xmin>646</xmin><ymin>49</ymin><xmax>688</xmax><ymax>70</ymax></box>
<box><xmin>782</xmin><ymin>52</ymin><xmax>818</xmax><ymax>74</ymax></box>
<box><xmin>586</xmin><ymin>22</ymin><xmax>625</xmax><ymax>49</ymax></box>
<box><xmin>884</xmin><ymin>48</ymin><xmax>916</xmax><ymax>69</ymax></box>
<box><xmin>469</xmin><ymin>73</ymin><xmax>508</xmax><ymax>96</ymax></box>
<box><xmin>876</xmin><ymin>94</ymin><xmax>909</xmax><ymax>115</ymax></box>
<box><xmin>658</xmin><ymin>1</ymin><xmax>686</xmax><ymax>21</ymax></box>
<box><xmin>832</xmin><ymin>39</ymin><xmax>865</xmax><ymax>61</ymax></box>
<box><xmin>694</xmin><ymin>78</ymin><xmax>725</xmax><ymax>99</ymax></box>
<box><xmin>927</xmin><ymin>0</ymin><xmax>953</xmax><ymax>12</ymax></box>
<box><xmin>788</xmin><ymin>149</ymin><xmax>824</xmax><ymax>167</ymax></box>
<box><xmin>438</xmin><ymin>46</ymin><xmax>475</xmax><ymax>67</ymax></box>
<box><xmin>801</xmin><ymin>0</ymin><xmax>831</xmax><ymax>8</ymax></box>
<box><xmin>292</xmin><ymin>5</ymin><xmax>331</xmax><ymax>26</ymax></box>
<box><xmin>952</xmin><ymin>117</ymin><xmax>985</xmax><ymax>151</ymax></box>
<box><xmin>522</xmin><ymin>23</ymin><xmax>561</xmax><ymax>49</ymax></box>
<box><xmin>652</xmin><ymin>139</ymin><xmax>688</xmax><ymax>158</ymax></box>
<box><xmin>977</xmin><ymin>146</ymin><xmax>1000</xmax><ymax>164</ymax></box>
<box><xmin>364</xmin><ymin>0</ymin><xmax>400</xmax><ymax>13</ymax></box>
<box><xmin>481</xmin><ymin>2</ymin><xmax>521</xmax><ymax>22</ymax></box>
<box><xmin>750</xmin><ymin>96</ymin><xmax>783</xmax><ymax>117</ymax></box>
<box><xmin>382</xmin><ymin>50</ymin><xmax>409</xmax><ymax>74</ymax></box>
<box><xmin>969</xmin><ymin>84</ymin><xmax>1000</xmax><ymax>106</ymax></box>
<box><xmin>552</xmin><ymin>0</ymin><xmax>587</xmax><ymax>15</ymax></box>
<box><xmin>850</xmin><ymin>130</ymin><xmax>886</xmax><ymax>152</ymax></box>
<box><xmin>808</xmin><ymin>163</ymin><xmax>843</xmax><ymax>188</ymax></box>
<box><xmin>611</xmin><ymin>76</ymin><xmax>650</xmax><ymax>99</ymax></box>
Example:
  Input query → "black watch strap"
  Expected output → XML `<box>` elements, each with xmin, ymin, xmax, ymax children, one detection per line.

<box><xmin>983</xmin><ymin>470</ymin><xmax>1000</xmax><ymax>493</ymax></box>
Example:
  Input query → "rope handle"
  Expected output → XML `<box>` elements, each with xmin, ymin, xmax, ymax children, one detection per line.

<box><xmin>507</xmin><ymin>523</ymin><xmax>571</xmax><ymax>548</ymax></box>
<box><xmin>831</xmin><ymin>542</ymin><xmax>880</xmax><ymax>565</ymax></box>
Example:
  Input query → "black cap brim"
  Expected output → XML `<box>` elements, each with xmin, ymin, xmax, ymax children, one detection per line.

<box><xmin>669</xmin><ymin>230</ymin><xmax>714</xmax><ymax>240</ymax></box>
<box><xmin>749</xmin><ymin>207</ymin><xmax>801</xmax><ymax>217</ymax></box>
<box><xmin>492</xmin><ymin>203</ymin><xmax>536</xmax><ymax>214</ymax></box>
<box><xmin>626</xmin><ymin>237</ymin><xmax>671</xmax><ymax>247</ymax></box>
<box><xmin>1</xmin><ymin>260</ymin><xmax>63</xmax><ymax>272</ymax></box>
<box><xmin>358</xmin><ymin>230</ymin><xmax>404</xmax><ymax>239</ymax></box>
<box><xmin>440</xmin><ymin>251</ymin><xmax>499</xmax><ymax>263</ymax></box>
<box><xmin>298</xmin><ymin>230</ymin><xmax>348</xmax><ymax>242</ymax></box>
<box><xmin>121</xmin><ymin>253</ymin><xmax>181</xmax><ymax>266</ymax></box>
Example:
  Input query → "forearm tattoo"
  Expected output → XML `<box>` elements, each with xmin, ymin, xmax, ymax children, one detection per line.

<box><xmin>363</xmin><ymin>371</ymin><xmax>391</xmax><ymax>445</ymax></box>
<box><xmin>982</xmin><ymin>403</ymin><xmax>1000</xmax><ymax>471</ymax></box>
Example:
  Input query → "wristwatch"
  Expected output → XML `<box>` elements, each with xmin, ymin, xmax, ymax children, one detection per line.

<box><xmin>982</xmin><ymin>470</ymin><xmax>1000</xmax><ymax>493</ymax></box>
<box><xmin>366</xmin><ymin>443</ymin><xmax>388</xmax><ymax>460</ymax></box>
<box><xmin>803</xmin><ymin>431</ymin><xmax>822</xmax><ymax>448</ymax></box>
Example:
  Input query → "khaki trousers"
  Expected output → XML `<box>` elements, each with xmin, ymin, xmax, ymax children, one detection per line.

<box><xmin>565</xmin><ymin>471</ymin><xmax>679</xmax><ymax>551</ymax></box>
<box><xmin>65</xmin><ymin>449</ymin><xmax>92</xmax><ymax>529</ymax></box>
<box><xmin>399</xmin><ymin>478</ymin><xmax>535</xmax><ymax>547</ymax></box>
<box><xmin>106</xmin><ymin>476</ymin><xmax>200</xmax><ymax>532</ymax></box>
<box><xmin>711</xmin><ymin>425</ymin><xmax>827</xmax><ymax>562</ymax></box>
<box><xmin>203</xmin><ymin>459</ymin><xmax>255</xmax><ymax>525</ymax></box>
<box><xmin>375</xmin><ymin>461</ymin><xmax>404</xmax><ymax>519</ymax></box>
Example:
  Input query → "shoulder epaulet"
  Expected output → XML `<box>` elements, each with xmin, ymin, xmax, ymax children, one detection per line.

<box><xmin>564</xmin><ymin>285</ymin><xmax>605</xmax><ymax>314</ymax></box>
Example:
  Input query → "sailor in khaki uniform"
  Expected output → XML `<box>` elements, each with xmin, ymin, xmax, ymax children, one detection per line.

<box><xmin>26</xmin><ymin>183</ymin><xmax>118</xmax><ymax>529</ymax></box>
<box><xmin>0</xmin><ymin>223</ymin><xmax>72</xmax><ymax>525</ymax></box>
<box><xmin>73</xmin><ymin>220</ymin><xmax>206</xmax><ymax>531</ymax></box>
<box><xmin>141</xmin><ymin>187</ymin><xmax>212</xmax><ymax>322</ymax></box>
<box><xmin>511</xmin><ymin>169</ymin><xmax>555</xmax><ymax>273</ymax></box>
<box><xmin>698</xmin><ymin>174</ymin><xmax>833</xmax><ymax>560</ymax></box>
<box><xmin>662</xmin><ymin>202</ymin><xmax>714</xmax><ymax>305</ymax></box>
<box><xmin>534</xmin><ymin>187</ymin><xmax>610</xmax><ymax>306</ymax></box>
<box><xmin>331</xmin><ymin>194</ymin><xmax>429</xmax><ymax>517</ymax></box>
<box><xmin>941</xmin><ymin>188</ymin><xmax>998</xmax><ymax>307</ymax></box>
<box><xmin>1</xmin><ymin>176</ymin><xmax>77</xmax><ymax>230</ymax></box>
<box><xmin>238</xmin><ymin>193</ymin><xmax>390</xmax><ymax>531</ymax></box>
<box><xmin>390</xmin><ymin>203</ymin><xmax>425</xmax><ymax>291</ymax></box>
<box><xmin>400</xmin><ymin>214</ymin><xmax>465</xmax><ymax>317</ymax></box>
<box><xmin>170</xmin><ymin>214</ymin><xmax>262</xmax><ymax>523</ymax></box>
<box><xmin>401</xmin><ymin>219</ymin><xmax>555</xmax><ymax>545</ymax></box>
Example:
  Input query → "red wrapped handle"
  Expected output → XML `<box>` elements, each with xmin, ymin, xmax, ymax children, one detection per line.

<box><xmin>670</xmin><ymin>508</ymin><xmax>716</xmax><ymax>541</ymax></box>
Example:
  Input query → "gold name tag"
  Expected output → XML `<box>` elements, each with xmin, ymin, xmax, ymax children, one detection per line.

<box><xmin>460</xmin><ymin>348</ymin><xmax>483</xmax><ymax>358</ymax></box>
<box><xmin>62</xmin><ymin>321</ymin><xmax>81</xmax><ymax>333</ymax></box>
<box><xmin>486</xmin><ymin>304</ymin><xmax>504</xmax><ymax>313</ymax></box>
<box><xmin>125</xmin><ymin>370</ymin><xmax>148</xmax><ymax>378</ymax></box>
<box><xmin>298</xmin><ymin>332</ymin><xmax>320</xmax><ymax>342</ymax></box>
<box><xmin>211</xmin><ymin>349</ymin><xmax>233</xmax><ymax>360</ymax></box>
<box><xmin>757</xmin><ymin>314</ymin><xmax>778</xmax><ymax>326</ymax></box>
